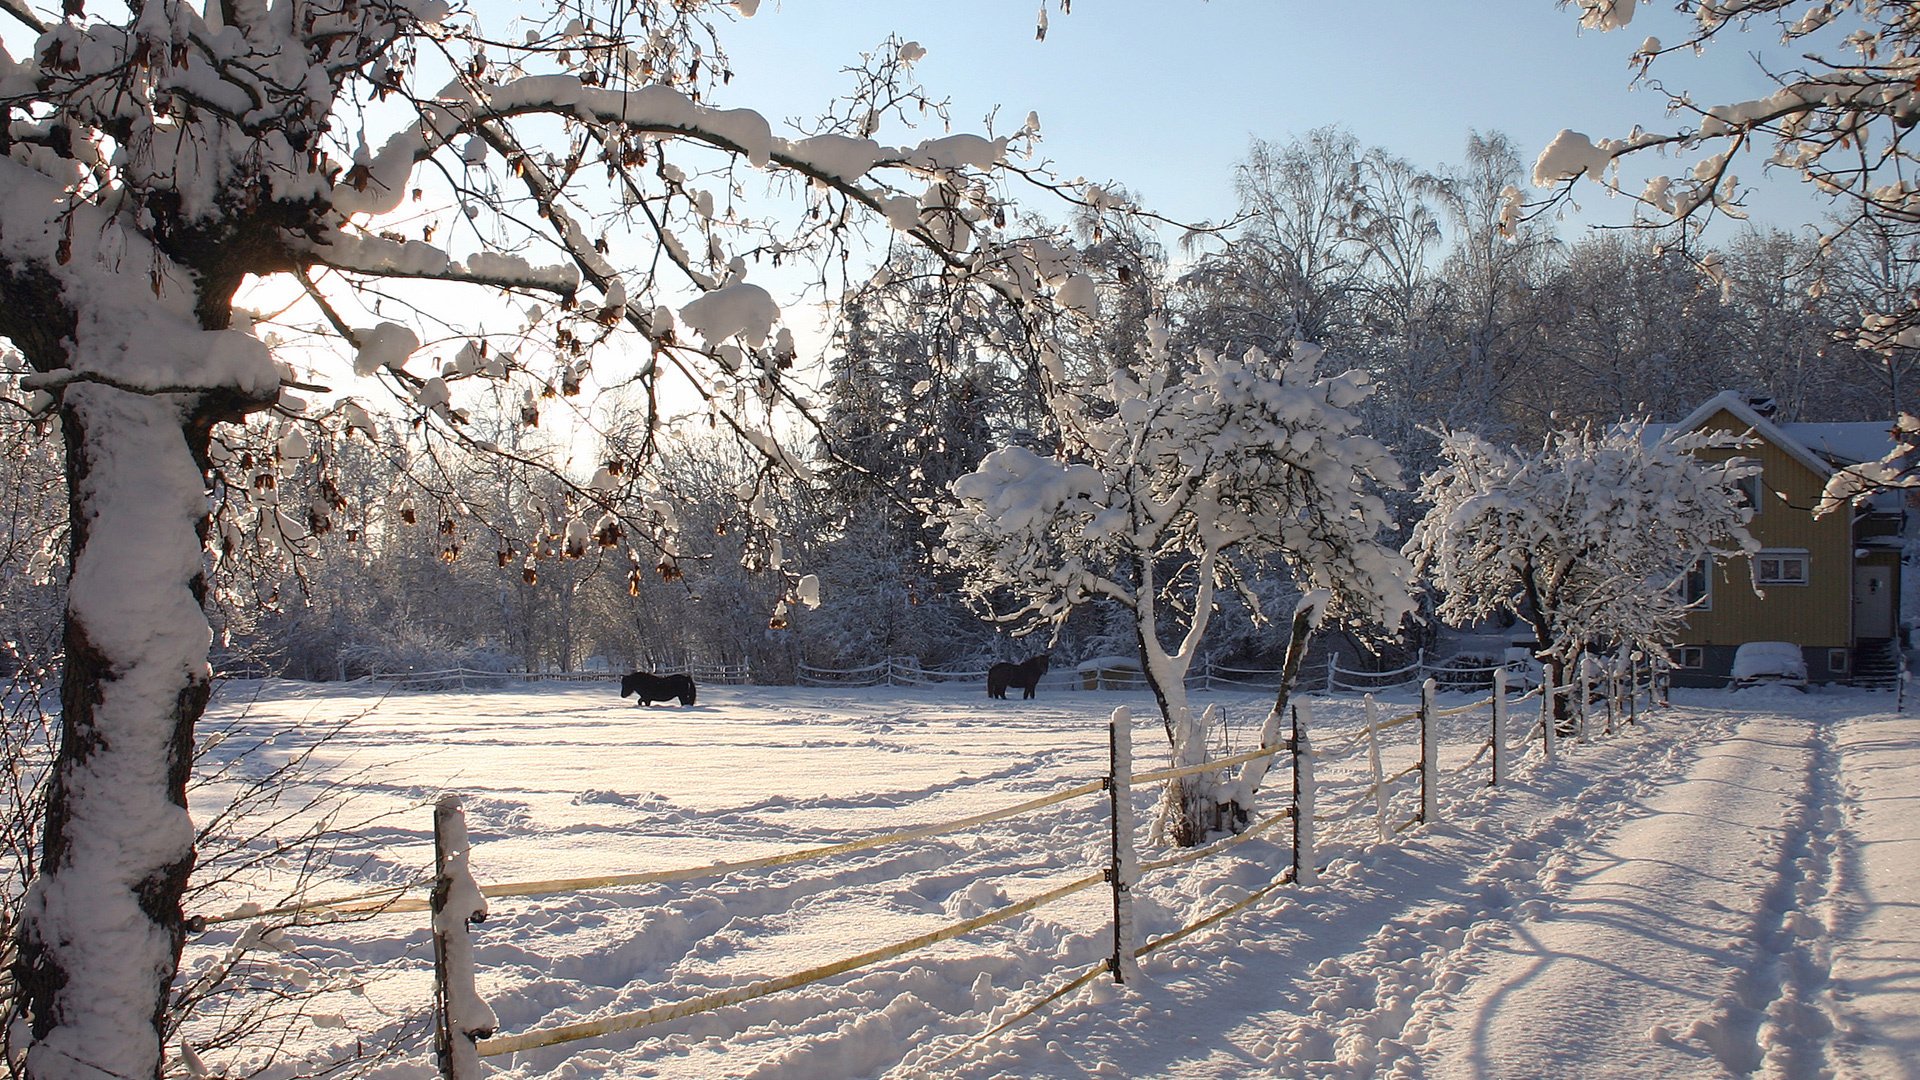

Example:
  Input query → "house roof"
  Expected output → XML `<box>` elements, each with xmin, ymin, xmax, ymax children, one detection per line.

<box><xmin>1644</xmin><ymin>390</ymin><xmax>1900</xmax><ymax>478</ymax></box>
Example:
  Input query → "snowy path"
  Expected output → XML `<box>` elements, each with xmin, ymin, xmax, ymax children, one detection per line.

<box><xmin>1828</xmin><ymin>710</ymin><xmax>1920</xmax><ymax>1079</ymax></box>
<box><xmin>1415</xmin><ymin>710</ymin><xmax>1831</xmax><ymax>1078</ymax></box>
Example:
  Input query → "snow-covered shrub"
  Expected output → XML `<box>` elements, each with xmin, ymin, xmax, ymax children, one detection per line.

<box><xmin>1406</xmin><ymin>422</ymin><xmax>1756</xmax><ymax>718</ymax></box>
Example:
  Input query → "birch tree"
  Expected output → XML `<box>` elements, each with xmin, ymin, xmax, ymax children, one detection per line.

<box><xmin>937</xmin><ymin>326</ymin><xmax>1413</xmax><ymax>846</ymax></box>
<box><xmin>0</xmin><ymin>2</ymin><xmax>1093</xmax><ymax>1074</ymax></box>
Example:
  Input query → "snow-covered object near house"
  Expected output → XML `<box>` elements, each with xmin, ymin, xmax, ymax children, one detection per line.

<box><xmin>1731</xmin><ymin>642</ymin><xmax>1810</xmax><ymax>688</ymax></box>
<box><xmin>939</xmin><ymin>329</ymin><xmax>1412</xmax><ymax>844</ymax></box>
<box><xmin>1407</xmin><ymin>423</ymin><xmax>1758</xmax><ymax>671</ymax></box>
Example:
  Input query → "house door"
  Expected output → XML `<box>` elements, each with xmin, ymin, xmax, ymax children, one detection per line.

<box><xmin>1854</xmin><ymin>566</ymin><xmax>1896</xmax><ymax>639</ymax></box>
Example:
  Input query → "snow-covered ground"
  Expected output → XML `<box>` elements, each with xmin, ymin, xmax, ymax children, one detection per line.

<box><xmin>185</xmin><ymin>679</ymin><xmax>1920</xmax><ymax>1079</ymax></box>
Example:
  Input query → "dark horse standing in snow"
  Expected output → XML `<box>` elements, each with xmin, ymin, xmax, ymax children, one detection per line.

<box><xmin>621</xmin><ymin>671</ymin><xmax>697</xmax><ymax>706</ymax></box>
<box><xmin>987</xmin><ymin>655</ymin><xmax>1050</xmax><ymax>700</ymax></box>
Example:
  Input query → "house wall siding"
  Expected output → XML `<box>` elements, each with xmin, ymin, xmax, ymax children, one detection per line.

<box><xmin>1681</xmin><ymin>411</ymin><xmax>1852</xmax><ymax>650</ymax></box>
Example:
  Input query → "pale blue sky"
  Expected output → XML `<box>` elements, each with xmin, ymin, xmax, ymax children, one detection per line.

<box><xmin>716</xmin><ymin>0</ymin><xmax>1828</xmax><ymax>237</ymax></box>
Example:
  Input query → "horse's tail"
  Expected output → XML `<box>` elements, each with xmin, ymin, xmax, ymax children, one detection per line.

<box><xmin>683</xmin><ymin>678</ymin><xmax>697</xmax><ymax>706</ymax></box>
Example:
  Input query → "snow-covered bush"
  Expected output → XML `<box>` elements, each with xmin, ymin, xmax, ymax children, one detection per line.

<box><xmin>1406</xmin><ymin>423</ymin><xmax>1756</xmax><ymax>714</ymax></box>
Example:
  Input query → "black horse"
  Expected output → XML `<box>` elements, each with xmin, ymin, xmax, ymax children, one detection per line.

<box><xmin>987</xmin><ymin>655</ymin><xmax>1050</xmax><ymax>700</ymax></box>
<box><xmin>620</xmin><ymin>671</ymin><xmax>697</xmax><ymax>706</ymax></box>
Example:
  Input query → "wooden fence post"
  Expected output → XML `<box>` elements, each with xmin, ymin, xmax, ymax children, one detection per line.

<box><xmin>1106</xmin><ymin>708</ymin><xmax>1139</xmax><ymax>983</ymax></box>
<box><xmin>433</xmin><ymin>796</ymin><xmax>496</xmax><ymax>1080</ymax></box>
<box><xmin>1575</xmin><ymin>651</ymin><xmax>1590</xmax><ymax>744</ymax></box>
<box><xmin>1627</xmin><ymin>653</ymin><xmax>1639</xmax><ymax>726</ymax></box>
<box><xmin>1491</xmin><ymin>666</ymin><xmax>1508</xmax><ymax>787</ymax></box>
<box><xmin>1364</xmin><ymin>694</ymin><xmax>1387</xmax><ymax>843</ymax></box>
<box><xmin>1419</xmin><ymin>677</ymin><xmax>1438</xmax><ymax>825</ymax></box>
<box><xmin>1603</xmin><ymin>661</ymin><xmax>1617</xmax><ymax>736</ymax></box>
<box><xmin>1327</xmin><ymin>650</ymin><xmax>1341</xmax><ymax>693</ymax></box>
<box><xmin>1542</xmin><ymin>676</ymin><xmax>1558</xmax><ymax>765</ymax></box>
<box><xmin>1293</xmin><ymin>703</ymin><xmax>1317</xmax><ymax>885</ymax></box>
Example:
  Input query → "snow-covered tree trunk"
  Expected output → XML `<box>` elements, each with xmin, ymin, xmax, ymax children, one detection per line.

<box><xmin>16</xmin><ymin>386</ymin><xmax>222</xmax><ymax>1080</ymax></box>
<box><xmin>1132</xmin><ymin>549</ymin><xmax>1223</xmax><ymax>848</ymax></box>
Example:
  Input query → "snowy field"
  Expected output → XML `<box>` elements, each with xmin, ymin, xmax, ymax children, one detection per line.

<box><xmin>185</xmin><ymin>678</ymin><xmax>1920</xmax><ymax>1079</ymax></box>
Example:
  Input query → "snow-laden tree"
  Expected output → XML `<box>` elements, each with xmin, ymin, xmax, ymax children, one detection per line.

<box><xmin>937</xmin><ymin>325</ymin><xmax>1413</xmax><ymax>846</ymax></box>
<box><xmin>0</xmin><ymin>1</ymin><xmax>1102</xmax><ymax>1073</ymax></box>
<box><xmin>1406</xmin><ymin>422</ymin><xmax>1757</xmax><ymax>712</ymax></box>
<box><xmin>1538</xmin><ymin>1</ymin><xmax>1920</xmax><ymax>345</ymax></box>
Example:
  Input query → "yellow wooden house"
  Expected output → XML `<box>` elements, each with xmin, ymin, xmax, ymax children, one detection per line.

<box><xmin>1654</xmin><ymin>392</ymin><xmax>1908</xmax><ymax>686</ymax></box>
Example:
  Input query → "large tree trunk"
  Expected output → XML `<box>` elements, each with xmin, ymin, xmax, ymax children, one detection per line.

<box><xmin>15</xmin><ymin>386</ymin><xmax>215</xmax><ymax>1080</ymax></box>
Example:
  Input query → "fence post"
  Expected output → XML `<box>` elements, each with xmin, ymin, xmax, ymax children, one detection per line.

<box><xmin>1419</xmin><ymin>677</ymin><xmax>1438</xmax><ymax>825</ymax></box>
<box><xmin>433</xmin><ymin>796</ymin><xmax>496</xmax><ymax>1080</ymax></box>
<box><xmin>1105</xmin><ymin>708</ymin><xmax>1139</xmax><ymax>983</ymax></box>
<box><xmin>1542</xmin><ymin>676</ymin><xmax>1558</xmax><ymax>765</ymax></box>
<box><xmin>1575</xmin><ymin>651</ymin><xmax>1591</xmax><ymax>744</ymax></box>
<box><xmin>1603</xmin><ymin>661</ymin><xmax>1617</xmax><ymax>736</ymax></box>
<box><xmin>1627</xmin><ymin>652</ymin><xmax>1640</xmax><ymax>726</ymax></box>
<box><xmin>1491</xmin><ymin>666</ymin><xmax>1508</xmax><ymax>788</ymax></box>
<box><xmin>1417</xmin><ymin>646</ymin><xmax>1427</xmax><ymax>681</ymax></box>
<box><xmin>1327</xmin><ymin>650</ymin><xmax>1341</xmax><ymax>693</ymax></box>
<box><xmin>1292</xmin><ymin>702</ymin><xmax>1316</xmax><ymax>884</ymax></box>
<box><xmin>1364</xmin><ymin>694</ymin><xmax>1387</xmax><ymax>843</ymax></box>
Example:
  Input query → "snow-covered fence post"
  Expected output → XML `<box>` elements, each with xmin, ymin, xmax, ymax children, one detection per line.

<box><xmin>1603</xmin><ymin>660</ymin><xmax>1617</xmax><ymax>737</ymax></box>
<box><xmin>1417</xmin><ymin>646</ymin><xmax>1428</xmax><ymax>681</ymax></box>
<box><xmin>1626</xmin><ymin>652</ymin><xmax>1640</xmax><ymax>726</ymax></box>
<box><xmin>1292</xmin><ymin>703</ymin><xmax>1316</xmax><ymax>885</ymax></box>
<box><xmin>1106</xmin><ymin>708</ymin><xmax>1139</xmax><ymax>983</ymax></box>
<box><xmin>1575</xmin><ymin>651</ymin><xmax>1591</xmax><ymax>744</ymax></box>
<box><xmin>1365</xmin><ymin>694</ymin><xmax>1388</xmax><ymax>843</ymax></box>
<box><xmin>1328</xmin><ymin>649</ymin><xmax>1342</xmax><ymax>693</ymax></box>
<box><xmin>433</xmin><ymin>796</ymin><xmax>496</xmax><ymax>1080</ymax></box>
<box><xmin>1419</xmin><ymin>677</ymin><xmax>1439</xmax><ymax>825</ymax></box>
<box><xmin>1491</xmin><ymin>666</ymin><xmax>1509</xmax><ymax>787</ymax></box>
<box><xmin>1543</xmin><ymin>676</ymin><xmax>1559</xmax><ymax>760</ymax></box>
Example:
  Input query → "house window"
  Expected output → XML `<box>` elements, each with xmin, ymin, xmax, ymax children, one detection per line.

<box><xmin>1675</xmin><ymin>646</ymin><xmax>1705</xmax><ymax>669</ymax></box>
<box><xmin>1756</xmin><ymin>550</ymin><xmax>1809</xmax><ymax>586</ymax></box>
<box><xmin>1682</xmin><ymin>559</ymin><xmax>1712</xmax><ymax>609</ymax></box>
<box><xmin>1829</xmin><ymin>649</ymin><xmax>1850</xmax><ymax>674</ymax></box>
<box><xmin>1734</xmin><ymin>459</ymin><xmax>1762</xmax><ymax>515</ymax></box>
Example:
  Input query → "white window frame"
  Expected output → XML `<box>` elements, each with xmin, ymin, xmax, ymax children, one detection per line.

<box><xmin>1829</xmin><ymin>648</ymin><xmax>1850</xmax><ymax>674</ymax></box>
<box><xmin>1675</xmin><ymin>646</ymin><xmax>1705</xmax><ymax>669</ymax></box>
<box><xmin>1681</xmin><ymin>558</ymin><xmax>1713</xmax><ymax>610</ymax></box>
<box><xmin>1733</xmin><ymin>458</ymin><xmax>1763</xmax><ymax>516</ymax></box>
<box><xmin>1756</xmin><ymin>549</ymin><xmax>1810</xmax><ymax>586</ymax></box>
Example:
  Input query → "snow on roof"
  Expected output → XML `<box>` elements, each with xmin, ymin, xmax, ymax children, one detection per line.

<box><xmin>1778</xmin><ymin>421</ymin><xmax>1900</xmax><ymax>467</ymax></box>
<box><xmin>1650</xmin><ymin>391</ymin><xmax>1901</xmax><ymax>476</ymax></box>
<box><xmin>1075</xmin><ymin>655</ymin><xmax>1143</xmax><ymax>672</ymax></box>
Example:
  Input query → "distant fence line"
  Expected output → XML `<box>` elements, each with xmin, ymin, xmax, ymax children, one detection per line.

<box><xmin>795</xmin><ymin>650</ymin><xmax>1527</xmax><ymax>695</ymax></box>
<box><xmin>355</xmin><ymin>652</ymin><xmax>1521</xmax><ymax>695</ymax></box>
<box><xmin>366</xmin><ymin>663</ymin><xmax>752</xmax><ymax>691</ymax></box>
